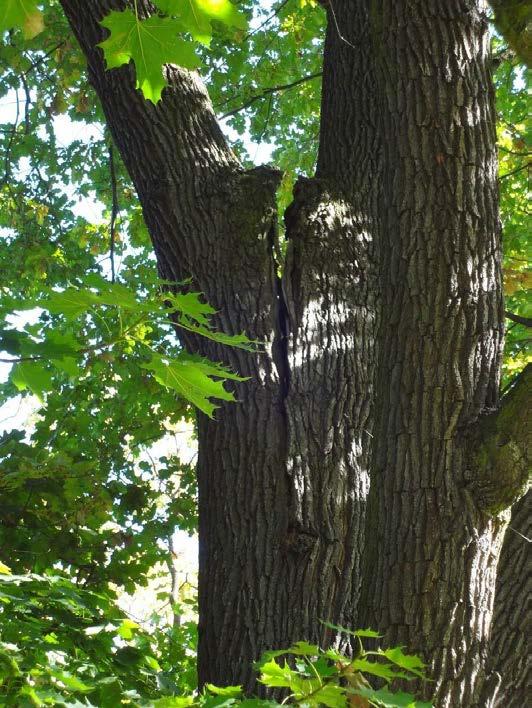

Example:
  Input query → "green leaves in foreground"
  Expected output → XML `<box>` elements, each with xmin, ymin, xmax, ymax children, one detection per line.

<box><xmin>0</xmin><ymin>574</ymin><xmax>432</xmax><ymax>708</ymax></box>
<box><xmin>0</xmin><ymin>570</ymin><xmax>197</xmax><ymax>706</ymax></box>
<box><xmin>254</xmin><ymin>636</ymin><xmax>432</xmax><ymax>708</ymax></box>
<box><xmin>98</xmin><ymin>0</ymin><xmax>247</xmax><ymax>102</ymax></box>
<box><xmin>0</xmin><ymin>0</ymin><xmax>44</xmax><ymax>39</ymax></box>
<box><xmin>4</xmin><ymin>274</ymin><xmax>255</xmax><ymax>417</ymax></box>
<box><xmin>1</xmin><ymin>0</ymin><xmax>247</xmax><ymax>102</ymax></box>
<box><xmin>157</xmin><ymin>0</ymin><xmax>247</xmax><ymax>45</ymax></box>
<box><xmin>98</xmin><ymin>10</ymin><xmax>200</xmax><ymax>104</ymax></box>
<box><xmin>143</xmin><ymin>353</ymin><xmax>245</xmax><ymax>418</ymax></box>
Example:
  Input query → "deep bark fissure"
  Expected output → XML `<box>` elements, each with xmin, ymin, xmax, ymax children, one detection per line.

<box><xmin>268</xmin><ymin>223</ymin><xmax>291</xmax><ymax>403</ymax></box>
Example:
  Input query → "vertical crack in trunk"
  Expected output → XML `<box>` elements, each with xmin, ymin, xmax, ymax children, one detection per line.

<box><xmin>268</xmin><ymin>222</ymin><xmax>291</xmax><ymax>403</ymax></box>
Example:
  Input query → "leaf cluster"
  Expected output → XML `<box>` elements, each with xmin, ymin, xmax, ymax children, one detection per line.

<box><xmin>0</xmin><ymin>575</ymin><xmax>431</xmax><ymax>708</ymax></box>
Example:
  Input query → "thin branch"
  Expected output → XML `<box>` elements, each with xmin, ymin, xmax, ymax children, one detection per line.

<box><xmin>505</xmin><ymin>310</ymin><xmax>532</xmax><ymax>328</ymax></box>
<box><xmin>253</xmin><ymin>93</ymin><xmax>274</xmax><ymax>159</ymax></box>
<box><xmin>326</xmin><ymin>0</ymin><xmax>356</xmax><ymax>49</ymax></box>
<box><xmin>498</xmin><ymin>145</ymin><xmax>532</xmax><ymax>157</ymax></box>
<box><xmin>21</xmin><ymin>42</ymin><xmax>65</xmax><ymax>77</ymax></box>
<box><xmin>18</xmin><ymin>72</ymin><xmax>32</xmax><ymax>134</ymax></box>
<box><xmin>219</xmin><ymin>72</ymin><xmax>322</xmax><ymax>119</ymax></box>
<box><xmin>499</xmin><ymin>162</ymin><xmax>530</xmax><ymax>180</ymax></box>
<box><xmin>508</xmin><ymin>525</ymin><xmax>531</xmax><ymax>543</ymax></box>
<box><xmin>1</xmin><ymin>87</ymin><xmax>20</xmax><ymax>186</ymax></box>
<box><xmin>491</xmin><ymin>46</ymin><xmax>516</xmax><ymax>69</ymax></box>
<box><xmin>108</xmin><ymin>142</ymin><xmax>119</xmax><ymax>283</ymax></box>
<box><xmin>0</xmin><ymin>355</ymin><xmax>44</xmax><ymax>364</ymax></box>
<box><xmin>243</xmin><ymin>0</ymin><xmax>291</xmax><ymax>41</ymax></box>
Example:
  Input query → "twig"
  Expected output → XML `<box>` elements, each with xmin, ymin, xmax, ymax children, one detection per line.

<box><xmin>508</xmin><ymin>526</ymin><xmax>531</xmax><ymax>543</ymax></box>
<box><xmin>498</xmin><ymin>145</ymin><xmax>532</xmax><ymax>157</ymax></box>
<box><xmin>326</xmin><ymin>0</ymin><xmax>356</xmax><ymax>49</ymax></box>
<box><xmin>505</xmin><ymin>310</ymin><xmax>532</xmax><ymax>328</ymax></box>
<box><xmin>243</xmin><ymin>0</ymin><xmax>291</xmax><ymax>41</ymax></box>
<box><xmin>21</xmin><ymin>42</ymin><xmax>65</xmax><ymax>77</ymax></box>
<box><xmin>219</xmin><ymin>72</ymin><xmax>322</xmax><ymax>119</ymax></box>
<box><xmin>2</xmin><ymin>88</ymin><xmax>20</xmax><ymax>186</ymax></box>
<box><xmin>108</xmin><ymin>142</ymin><xmax>119</xmax><ymax>283</ymax></box>
<box><xmin>499</xmin><ymin>162</ymin><xmax>530</xmax><ymax>180</ymax></box>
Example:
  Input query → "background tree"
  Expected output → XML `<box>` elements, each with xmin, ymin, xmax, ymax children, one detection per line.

<box><xmin>0</xmin><ymin>1</ymin><xmax>529</xmax><ymax>707</ymax></box>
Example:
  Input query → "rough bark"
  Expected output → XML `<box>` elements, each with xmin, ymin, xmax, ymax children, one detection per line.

<box><xmin>278</xmin><ymin>0</ymin><xmax>381</xmax><ymax>655</ymax></box>
<box><xmin>60</xmin><ymin>0</ymin><xmax>379</xmax><ymax>689</ymax></box>
<box><xmin>465</xmin><ymin>363</ymin><xmax>531</xmax><ymax>514</ymax></box>
<box><xmin>59</xmin><ymin>0</ymin><xmax>530</xmax><ymax>703</ymax></box>
<box><xmin>482</xmin><ymin>490</ymin><xmax>531</xmax><ymax>706</ymax></box>
<box><xmin>360</xmin><ymin>2</ymin><xmax>522</xmax><ymax>705</ymax></box>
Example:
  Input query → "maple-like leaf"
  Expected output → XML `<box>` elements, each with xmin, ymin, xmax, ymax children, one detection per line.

<box><xmin>0</xmin><ymin>0</ymin><xmax>44</xmax><ymax>39</ymax></box>
<box><xmin>98</xmin><ymin>9</ymin><xmax>200</xmax><ymax>103</ymax></box>
<box><xmin>157</xmin><ymin>0</ymin><xmax>247</xmax><ymax>45</ymax></box>
<box><xmin>142</xmin><ymin>353</ymin><xmax>244</xmax><ymax>417</ymax></box>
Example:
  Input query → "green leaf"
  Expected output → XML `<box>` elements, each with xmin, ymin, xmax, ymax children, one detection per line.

<box><xmin>51</xmin><ymin>356</ymin><xmax>80</xmax><ymax>378</ymax></box>
<box><xmin>10</xmin><ymin>362</ymin><xmax>53</xmax><ymax>401</ymax></box>
<box><xmin>379</xmin><ymin>647</ymin><xmax>427</xmax><ymax>679</ymax></box>
<box><xmin>165</xmin><ymin>291</ymin><xmax>217</xmax><ymax>325</ymax></box>
<box><xmin>41</xmin><ymin>331</ymin><xmax>82</xmax><ymax>359</ymax></box>
<box><xmin>40</xmin><ymin>289</ymin><xmax>101</xmax><ymax>318</ymax></box>
<box><xmin>0</xmin><ymin>0</ymin><xmax>44</xmax><ymax>39</ymax></box>
<box><xmin>98</xmin><ymin>9</ymin><xmax>200</xmax><ymax>103</ymax></box>
<box><xmin>258</xmin><ymin>659</ymin><xmax>294</xmax><ymax>688</ymax></box>
<box><xmin>287</xmin><ymin>641</ymin><xmax>320</xmax><ymax>656</ymax></box>
<box><xmin>320</xmin><ymin>621</ymin><xmax>381</xmax><ymax>639</ymax></box>
<box><xmin>117</xmin><ymin>618</ymin><xmax>139</xmax><ymax>640</ymax></box>
<box><xmin>351</xmin><ymin>658</ymin><xmax>409</xmax><ymax>681</ymax></box>
<box><xmin>142</xmin><ymin>353</ymin><xmax>244</xmax><ymax>417</ymax></box>
<box><xmin>0</xmin><ymin>328</ymin><xmax>30</xmax><ymax>356</ymax></box>
<box><xmin>306</xmin><ymin>683</ymin><xmax>346</xmax><ymax>708</ymax></box>
<box><xmin>349</xmin><ymin>686</ymin><xmax>433</xmax><ymax>708</ymax></box>
<box><xmin>48</xmin><ymin>669</ymin><xmax>92</xmax><ymax>693</ymax></box>
<box><xmin>95</xmin><ymin>281</ymin><xmax>141</xmax><ymax>310</ymax></box>
<box><xmin>205</xmin><ymin>684</ymin><xmax>243</xmax><ymax>697</ymax></box>
<box><xmin>177</xmin><ymin>319</ymin><xmax>257</xmax><ymax>351</ymax></box>
<box><xmin>157</xmin><ymin>0</ymin><xmax>247</xmax><ymax>46</ymax></box>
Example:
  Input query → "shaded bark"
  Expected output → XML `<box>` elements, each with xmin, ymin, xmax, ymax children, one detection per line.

<box><xmin>465</xmin><ymin>363</ymin><xmax>531</xmax><ymax>514</ymax></box>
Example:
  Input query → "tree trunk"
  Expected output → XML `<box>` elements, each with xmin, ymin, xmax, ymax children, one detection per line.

<box><xmin>59</xmin><ymin>0</ymin><xmax>530</xmax><ymax>703</ymax></box>
<box><xmin>360</xmin><ymin>2</ymin><xmax>529</xmax><ymax>705</ymax></box>
<box><xmin>60</xmin><ymin>0</ymin><xmax>380</xmax><ymax>689</ymax></box>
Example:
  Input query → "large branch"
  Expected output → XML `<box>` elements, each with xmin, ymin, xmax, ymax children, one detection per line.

<box><xmin>466</xmin><ymin>364</ymin><xmax>531</xmax><ymax>515</ymax></box>
<box><xmin>489</xmin><ymin>0</ymin><xmax>532</xmax><ymax>67</ymax></box>
<box><xmin>59</xmin><ymin>0</ymin><xmax>283</xmax><ymax>370</ymax></box>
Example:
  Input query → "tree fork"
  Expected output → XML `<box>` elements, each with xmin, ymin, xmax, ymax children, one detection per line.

<box><xmin>60</xmin><ymin>0</ymin><xmax>381</xmax><ymax>689</ymax></box>
<box><xmin>465</xmin><ymin>363</ymin><xmax>531</xmax><ymax>515</ymax></box>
